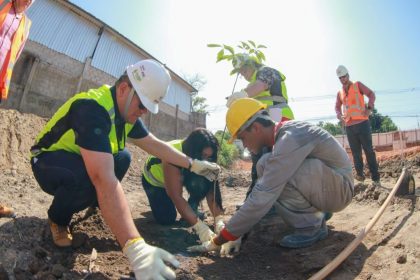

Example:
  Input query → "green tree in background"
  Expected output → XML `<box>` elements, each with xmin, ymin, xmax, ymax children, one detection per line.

<box><xmin>183</xmin><ymin>73</ymin><xmax>209</xmax><ymax>114</ymax></box>
<box><xmin>318</xmin><ymin>108</ymin><xmax>398</xmax><ymax>135</ymax></box>
<box><xmin>214</xmin><ymin>130</ymin><xmax>239</xmax><ymax>168</ymax></box>
<box><xmin>369</xmin><ymin>108</ymin><xmax>398</xmax><ymax>132</ymax></box>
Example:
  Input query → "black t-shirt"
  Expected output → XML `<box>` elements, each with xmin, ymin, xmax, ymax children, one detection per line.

<box><xmin>71</xmin><ymin>87</ymin><xmax>149</xmax><ymax>153</ymax></box>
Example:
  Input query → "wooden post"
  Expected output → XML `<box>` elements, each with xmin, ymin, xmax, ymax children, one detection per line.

<box><xmin>18</xmin><ymin>56</ymin><xmax>39</xmax><ymax>111</ymax></box>
<box><xmin>175</xmin><ymin>104</ymin><xmax>179</xmax><ymax>138</ymax></box>
<box><xmin>76</xmin><ymin>57</ymin><xmax>92</xmax><ymax>93</ymax></box>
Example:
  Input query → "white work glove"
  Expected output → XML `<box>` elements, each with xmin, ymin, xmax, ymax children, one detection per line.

<box><xmin>226</xmin><ymin>90</ymin><xmax>248</xmax><ymax>107</ymax></box>
<box><xmin>220</xmin><ymin>237</ymin><xmax>242</xmax><ymax>256</ymax></box>
<box><xmin>192</xmin><ymin>220</ymin><xmax>216</xmax><ymax>243</ymax></box>
<box><xmin>214</xmin><ymin>215</ymin><xmax>225</xmax><ymax>234</ymax></box>
<box><xmin>190</xmin><ymin>159</ymin><xmax>220</xmax><ymax>182</ymax></box>
<box><xmin>187</xmin><ymin>238</ymin><xmax>220</xmax><ymax>253</ymax></box>
<box><xmin>123</xmin><ymin>238</ymin><xmax>179</xmax><ymax>280</ymax></box>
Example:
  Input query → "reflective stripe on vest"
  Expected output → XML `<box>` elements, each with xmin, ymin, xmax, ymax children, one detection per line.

<box><xmin>250</xmin><ymin>68</ymin><xmax>294</xmax><ymax>120</ymax></box>
<box><xmin>31</xmin><ymin>85</ymin><xmax>133</xmax><ymax>156</ymax></box>
<box><xmin>340</xmin><ymin>82</ymin><xmax>368</xmax><ymax>123</ymax></box>
<box><xmin>0</xmin><ymin>2</ymin><xmax>31</xmax><ymax>100</ymax></box>
<box><xmin>143</xmin><ymin>139</ymin><xmax>183</xmax><ymax>188</ymax></box>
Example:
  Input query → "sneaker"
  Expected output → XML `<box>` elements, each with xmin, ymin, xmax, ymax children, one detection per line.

<box><xmin>49</xmin><ymin>219</ymin><xmax>73</xmax><ymax>247</ymax></box>
<box><xmin>355</xmin><ymin>174</ymin><xmax>365</xmax><ymax>182</ymax></box>
<box><xmin>0</xmin><ymin>204</ymin><xmax>15</xmax><ymax>218</ymax></box>
<box><xmin>279</xmin><ymin>222</ymin><xmax>328</xmax><ymax>249</ymax></box>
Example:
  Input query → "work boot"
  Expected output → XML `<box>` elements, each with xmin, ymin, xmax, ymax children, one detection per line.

<box><xmin>49</xmin><ymin>219</ymin><xmax>73</xmax><ymax>247</ymax></box>
<box><xmin>354</xmin><ymin>174</ymin><xmax>365</xmax><ymax>182</ymax></box>
<box><xmin>279</xmin><ymin>221</ymin><xmax>328</xmax><ymax>249</ymax></box>
<box><xmin>0</xmin><ymin>204</ymin><xmax>15</xmax><ymax>218</ymax></box>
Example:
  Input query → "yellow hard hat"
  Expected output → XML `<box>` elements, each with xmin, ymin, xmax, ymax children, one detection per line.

<box><xmin>226</xmin><ymin>98</ymin><xmax>267</xmax><ymax>143</ymax></box>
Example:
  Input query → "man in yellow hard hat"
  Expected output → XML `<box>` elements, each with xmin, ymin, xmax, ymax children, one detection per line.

<box><xmin>226</xmin><ymin>54</ymin><xmax>296</xmax><ymax>200</ymax></box>
<box><xmin>30</xmin><ymin>59</ymin><xmax>220</xmax><ymax>279</ymax></box>
<box><xmin>189</xmin><ymin>98</ymin><xmax>353</xmax><ymax>254</ymax></box>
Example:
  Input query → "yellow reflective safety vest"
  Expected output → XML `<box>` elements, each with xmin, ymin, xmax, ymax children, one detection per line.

<box><xmin>31</xmin><ymin>85</ymin><xmax>134</xmax><ymax>156</ymax></box>
<box><xmin>0</xmin><ymin>0</ymin><xmax>31</xmax><ymax>100</ymax></box>
<box><xmin>143</xmin><ymin>139</ymin><xmax>183</xmax><ymax>188</ymax></box>
<box><xmin>339</xmin><ymin>82</ymin><xmax>368</xmax><ymax>124</ymax></box>
<box><xmin>250</xmin><ymin>67</ymin><xmax>294</xmax><ymax>120</ymax></box>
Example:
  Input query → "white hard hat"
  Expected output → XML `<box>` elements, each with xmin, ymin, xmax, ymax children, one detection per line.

<box><xmin>126</xmin><ymin>59</ymin><xmax>171</xmax><ymax>114</ymax></box>
<box><xmin>336</xmin><ymin>65</ymin><xmax>348</xmax><ymax>78</ymax></box>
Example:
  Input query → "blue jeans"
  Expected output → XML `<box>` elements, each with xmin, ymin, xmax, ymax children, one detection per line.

<box><xmin>31</xmin><ymin>149</ymin><xmax>131</xmax><ymax>226</ymax></box>
<box><xmin>141</xmin><ymin>175</ymin><xmax>177</xmax><ymax>225</ymax></box>
<box><xmin>346</xmin><ymin>120</ymin><xmax>380</xmax><ymax>181</ymax></box>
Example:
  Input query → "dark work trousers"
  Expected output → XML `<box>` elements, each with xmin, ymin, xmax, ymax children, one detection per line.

<box><xmin>345</xmin><ymin>120</ymin><xmax>380</xmax><ymax>181</ymax></box>
<box><xmin>141</xmin><ymin>175</ymin><xmax>177</xmax><ymax>225</ymax></box>
<box><xmin>31</xmin><ymin>149</ymin><xmax>131</xmax><ymax>226</ymax></box>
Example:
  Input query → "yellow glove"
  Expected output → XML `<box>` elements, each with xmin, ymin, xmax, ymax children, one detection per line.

<box><xmin>226</xmin><ymin>90</ymin><xmax>248</xmax><ymax>107</ymax></box>
<box><xmin>190</xmin><ymin>159</ymin><xmax>220</xmax><ymax>181</ymax></box>
<box><xmin>220</xmin><ymin>237</ymin><xmax>242</xmax><ymax>256</ymax></box>
<box><xmin>192</xmin><ymin>220</ymin><xmax>216</xmax><ymax>243</ymax></box>
<box><xmin>187</xmin><ymin>238</ymin><xmax>220</xmax><ymax>253</ymax></box>
<box><xmin>123</xmin><ymin>238</ymin><xmax>179</xmax><ymax>280</ymax></box>
<box><xmin>214</xmin><ymin>215</ymin><xmax>225</xmax><ymax>234</ymax></box>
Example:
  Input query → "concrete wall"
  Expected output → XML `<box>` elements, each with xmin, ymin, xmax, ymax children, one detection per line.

<box><xmin>1</xmin><ymin>41</ymin><xmax>206</xmax><ymax>141</ymax></box>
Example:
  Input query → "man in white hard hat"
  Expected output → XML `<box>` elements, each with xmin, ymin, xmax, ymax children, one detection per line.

<box><xmin>335</xmin><ymin>65</ymin><xmax>380</xmax><ymax>185</ymax></box>
<box><xmin>30</xmin><ymin>59</ymin><xmax>220</xmax><ymax>280</ymax></box>
<box><xmin>189</xmin><ymin>98</ymin><xmax>353</xmax><ymax>254</ymax></box>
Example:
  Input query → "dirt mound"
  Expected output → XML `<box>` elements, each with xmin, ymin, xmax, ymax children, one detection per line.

<box><xmin>0</xmin><ymin>108</ymin><xmax>419</xmax><ymax>280</ymax></box>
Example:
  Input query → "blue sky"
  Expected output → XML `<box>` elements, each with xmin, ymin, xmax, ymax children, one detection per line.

<box><xmin>69</xmin><ymin>0</ymin><xmax>420</xmax><ymax>131</ymax></box>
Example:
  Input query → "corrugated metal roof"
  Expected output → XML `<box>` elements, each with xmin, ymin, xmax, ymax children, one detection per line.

<box><xmin>27</xmin><ymin>0</ymin><xmax>99</xmax><ymax>62</ymax></box>
<box><xmin>91</xmin><ymin>31</ymin><xmax>145</xmax><ymax>77</ymax></box>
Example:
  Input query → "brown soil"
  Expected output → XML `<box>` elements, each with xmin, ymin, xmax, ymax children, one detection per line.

<box><xmin>0</xmin><ymin>108</ymin><xmax>419</xmax><ymax>280</ymax></box>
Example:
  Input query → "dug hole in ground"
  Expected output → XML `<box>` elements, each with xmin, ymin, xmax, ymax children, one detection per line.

<box><xmin>0</xmin><ymin>108</ymin><xmax>419</xmax><ymax>280</ymax></box>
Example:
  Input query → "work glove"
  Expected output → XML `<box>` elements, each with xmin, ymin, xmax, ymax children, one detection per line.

<box><xmin>123</xmin><ymin>238</ymin><xmax>179</xmax><ymax>280</ymax></box>
<box><xmin>190</xmin><ymin>159</ymin><xmax>220</xmax><ymax>182</ymax></box>
<box><xmin>187</xmin><ymin>238</ymin><xmax>220</xmax><ymax>253</ymax></box>
<box><xmin>214</xmin><ymin>215</ymin><xmax>225</xmax><ymax>234</ymax></box>
<box><xmin>220</xmin><ymin>237</ymin><xmax>242</xmax><ymax>256</ymax></box>
<box><xmin>192</xmin><ymin>220</ymin><xmax>216</xmax><ymax>243</ymax></box>
<box><xmin>226</xmin><ymin>90</ymin><xmax>248</xmax><ymax>107</ymax></box>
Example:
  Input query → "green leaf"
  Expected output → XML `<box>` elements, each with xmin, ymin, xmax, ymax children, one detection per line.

<box><xmin>216</xmin><ymin>49</ymin><xmax>225</xmax><ymax>62</ymax></box>
<box><xmin>248</xmin><ymin>40</ymin><xmax>256</xmax><ymax>47</ymax></box>
<box><xmin>223</xmin><ymin>45</ymin><xmax>235</xmax><ymax>55</ymax></box>
<box><xmin>259</xmin><ymin>52</ymin><xmax>266</xmax><ymax>62</ymax></box>
<box><xmin>207</xmin><ymin>43</ymin><xmax>221</xmax><ymax>48</ymax></box>
<box><xmin>257</xmin><ymin>44</ymin><xmax>267</xmax><ymax>48</ymax></box>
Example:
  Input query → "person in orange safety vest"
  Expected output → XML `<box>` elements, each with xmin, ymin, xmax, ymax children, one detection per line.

<box><xmin>335</xmin><ymin>65</ymin><xmax>380</xmax><ymax>185</ymax></box>
<box><xmin>0</xmin><ymin>0</ymin><xmax>33</xmax><ymax>103</ymax></box>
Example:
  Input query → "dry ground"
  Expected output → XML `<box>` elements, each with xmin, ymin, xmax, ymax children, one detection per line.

<box><xmin>0</xmin><ymin>108</ymin><xmax>419</xmax><ymax>280</ymax></box>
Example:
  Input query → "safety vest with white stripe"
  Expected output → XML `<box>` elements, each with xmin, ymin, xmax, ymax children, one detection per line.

<box><xmin>0</xmin><ymin>0</ymin><xmax>31</xmax><ymax>100</ymax></box>
<box><xmin>143</xmin><ymin>139</ymin><xmax>183</xmax><ymax>188</ymax></box>
<box><xmin>339</xmin><ymin>82</ymin><xmax>368</xmax><ymax>124</ymax></box>
<box><xmin>31</xmin><ymin>85</ymin><xmax>134</xmax><ymax>157</ymax></box>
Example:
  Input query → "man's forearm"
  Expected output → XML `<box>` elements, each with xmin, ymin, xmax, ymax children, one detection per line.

<box><xmin>96</xmin><ymin>179</ymin><xmax>140</xmax><ymax>248</ymax></box>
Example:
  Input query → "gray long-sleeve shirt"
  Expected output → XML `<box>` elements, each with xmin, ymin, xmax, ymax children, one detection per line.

<box><xmin>226</xmin><ymin>121</ymin><xmax>353</xmax><ymax>237</ymax></box>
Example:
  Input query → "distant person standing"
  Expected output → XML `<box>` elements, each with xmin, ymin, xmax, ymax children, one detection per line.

<box><xmin>0</xmin><ymin>0</ymin><xmax>34</xmax><ymax>218</ymax></box>
<box><xmin>335</xmin><ymin>65</ymin><xmax>380</xmax><ymax>185</ymax></box>
<box><xmin>0</xmin><ymin>0</ymin><xmax>33</xmax><ymax>103</ymax></box>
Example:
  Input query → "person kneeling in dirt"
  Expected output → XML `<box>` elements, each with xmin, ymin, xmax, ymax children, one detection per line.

<box><xmin>29</xmin><ymin>60</ymin><xmax>220</xmax><ymax>280</ymax></box>
<box><xmin>142</xmin><ymin>128</ymin><xmax>225</xmax><ymax>244</ymax></box>
<box><xmin>189</xmin><ymin>98</ymin><xmax>354</xmax><ymax>255</ymax></box>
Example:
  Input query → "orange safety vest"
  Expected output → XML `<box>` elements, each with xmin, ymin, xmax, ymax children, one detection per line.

<box><xmin>339</xmin><ymin>82</ymin><xmax>368</xmax><ymax>124</ymax></box>
<box><xmin>0</xmin><ymin>0</ymin><xmax>31</xmax><ymax>101</ymax></box>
